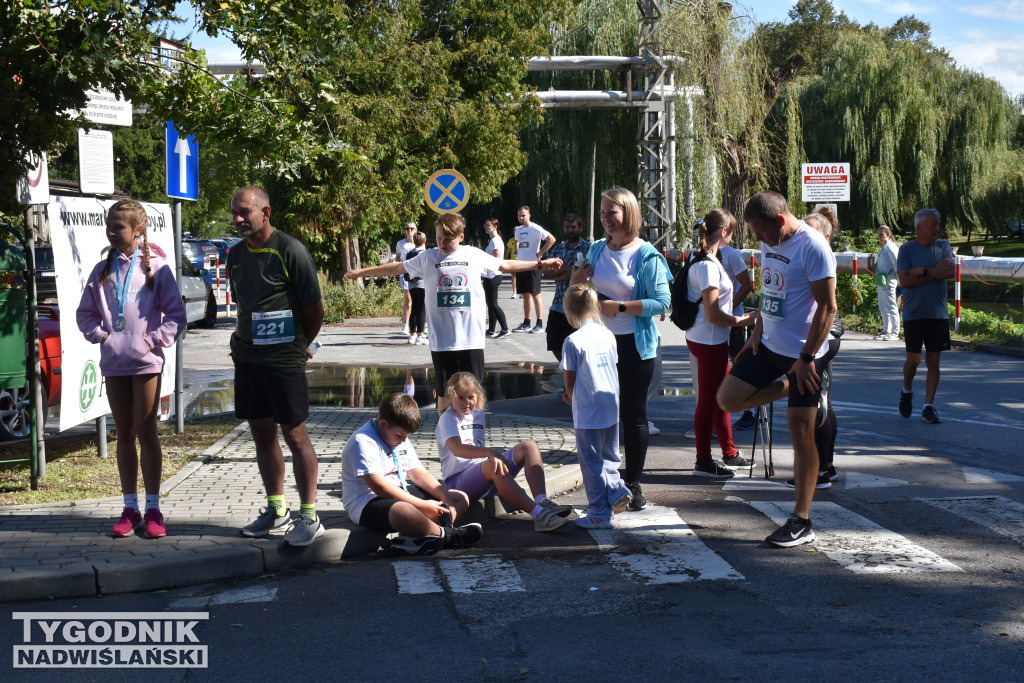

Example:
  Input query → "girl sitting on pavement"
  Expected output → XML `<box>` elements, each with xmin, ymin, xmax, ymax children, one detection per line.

<box><xmin>435</xmin><ymin>372</ymin><xmax>574</xmax><ymax>532</ymax></box>
<box><xmin>76</xmin><ymin>200</ymin><xmax>187</xmax><ymax>539</ymax></box>
<box><xmin>560</xmin><ymin>285</ymin><xmax>632</xmax><ymax>528</ymax></box>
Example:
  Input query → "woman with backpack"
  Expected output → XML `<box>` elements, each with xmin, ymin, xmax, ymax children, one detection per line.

<box><xmin>680</xmin><ymin>209</ymin><xmax>756</xmax><ymax>478</ymax></box>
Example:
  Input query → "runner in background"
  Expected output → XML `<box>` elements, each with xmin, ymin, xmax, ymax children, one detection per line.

<box><xmin>396</xmin><ymin>222</ymin><xmax>417</xmax><ymax>335</ymax></box>
<box><xmin>512</xmin><ymin>206</ymin><xmax>556</xmax><ymax>333</ymax></box>
<box><xmin>544</xmin><ymin>213</ymin><xmax>590</xmax><ymax>361</ymax></box>
<box><xmin>482</xmin><ymin>218</ymin><xmax>510</xmax><ymax>339</ymax></box>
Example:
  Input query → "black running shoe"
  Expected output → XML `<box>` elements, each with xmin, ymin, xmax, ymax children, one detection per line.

<box><xmin>722</xmin><ymin>452</ymin><xmax>750</xmax><ymax>469</ymax></box>
<box><xmin>921</xmin><ymin>405</ymin><xmax>941</xmax><ymax>424</ymax></box>
<box><xmin>693</xmin><ymin>460</ymin><xmax>736</xmax><ymax>479</ymax></box>
<box><xmin>899</xmin><ymin>391</ymin><xmax>913</xmax><ymax>418</ymax></box>
<box><xmin>733</xmin><ymin>410</ymin><xmax>757</xmax><ymax>431</ymax></box>
<box><xmin>766</xmin><ymin>515</ymin><xmax>815</xmax><ymax>548</ymax></box>
<box><xmin>390</xmin><ymin>534</ymin><xmax>445</xmax><ymax>556</ymax></box>
<box><xmin>817</xmin><ymin>366</ymin><xmax>830</xmax><ymax>428</ymax></box>
<box><xmin>826</xmin><ymin>465</ymin><xmax>839</xmax><ymax>481</ymax></box>
<box><xmin>784</xmin><ymin>472</ymin><xmax>832</xmax><ymax>489</ymax></box>
<box><xmin>446</xmin><ymin>523</ymin><xmax>483</xmax><ymax>549</ymax></box>
<box><xmin>625</xmin><ymin>482</ymin><xmax>647</xmax><ymax>511</ymax></box>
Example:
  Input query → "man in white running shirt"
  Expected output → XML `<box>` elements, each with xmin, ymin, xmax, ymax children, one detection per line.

<box><xmin>512</xmin><ymin>206</ymin><xmax>555</xmax><ymax>334</ymax></box>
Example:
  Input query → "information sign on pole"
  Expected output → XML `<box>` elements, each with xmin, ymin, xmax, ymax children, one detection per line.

<box><xmin>77</xmin><ymin>129</ymin><xmax>115</xmax><ymax>195</ymax></box>
<box><xmin>423</xmin><ymin>169</ymin><xmax>470</xmax><ymax>214</ymax></box>
<box><xmin>801</xmin><ymin>162</ymin><xmax>850</xmax><ymax>202</ymax></box>
<box><xmin>166</xmin><ymin>121</ymin><xmax>199</xmax><ymax>201</ymax></box>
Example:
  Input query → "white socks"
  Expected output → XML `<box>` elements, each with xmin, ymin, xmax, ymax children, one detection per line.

<box><xmin>145</xmin><ymin>493</ymin><xmax>160</xmax><ymax>512</ymax></box>
<box><xmin>123</xmin><ymin>493</ymin><xmax>139</xmax><ymax>512</ymax></box>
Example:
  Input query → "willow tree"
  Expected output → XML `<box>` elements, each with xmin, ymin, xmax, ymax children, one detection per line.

<box><xmin>797</xmin><ymin>27</ymin><xmax>1024</xmax><ymax>234</ymax></box>
<box><xmin>662</xmin><ymin>1</ymin><xmax>805</xmax><ymax>230</ymax></box>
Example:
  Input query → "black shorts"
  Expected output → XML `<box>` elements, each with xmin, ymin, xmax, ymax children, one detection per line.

<box><xmin>233</xmin><ymin>360</ymin><xmax>309</xmax><ymax>425</ymax></box>
<box><xmin>431</xmin><ymin>349</ymin><xmax>485</xmax><ymax>395</ymax></box>
<box><xmin>904</xmin><ymin>318</ymin><xmax>951</xmax><ymax>354</ymax></box>
<box><xmin>357</xmin><ymin>487</ymin><xmax>431</xmax><ymax>534</ymax></box>
<box><xmin>546</xmin><ymin>309</ymin><xmax>575</xmax><ymax>354</ymax></box>
<box><xmin>729</xmin><ymin>344</ymin><xmax>825</xmax><ymax>409</ymax></box>
<box><xmin>515</xmin><ymin>269</ymin><xmax>541</xmax><ymax>294</ymax></box>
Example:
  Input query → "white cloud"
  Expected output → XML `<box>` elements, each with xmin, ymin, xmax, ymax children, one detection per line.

<box><xmin>948</xmin><ymin>37</ymin><xmax>1024</xmax><ymax>96</ymax></box>
<box><xmin>956</xmin><ymin>2</ymin><xmax>1024</xmax><ymax>21</ymax></box>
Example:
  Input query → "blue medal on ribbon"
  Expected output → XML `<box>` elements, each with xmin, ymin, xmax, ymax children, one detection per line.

<box><xmin>114</xmin><ymin>247</ymin><xmax>139</xmax><ymax>332</ymax></box>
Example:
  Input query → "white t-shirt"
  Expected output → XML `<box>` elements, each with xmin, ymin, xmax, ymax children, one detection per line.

<box><xmin>685</xmin><ymin>257</ymin><xmax>734</xmax><ymax>346</ymax></box>
<box><xmin>560</xmin><ymin>321</ymin><xmax>619</xmax><ymax>429</ymax></box>
<box><xmin>592</xmin><ymin>243</ymin><xmax>641</xmax><ymax>335</ymax></box>
<box><xmin>719</xmin><ymin>245</ymin><xmax>748</xmax><ymax>315</ymax></box>
<box><xmin>341</xmin><ymin>420</ymin><xmax>423</xmax><ymax>524</ymax></box>
<box><xmin>402</xmin><ymin>246</ymin><xmax>501</xmax><ymax>351</ymax></box>
<box><xmin>758</xmin><ymin>224</ymin><xmax>836</xmax><ymax>358</ymax></box>
<box><xmin>486</xmin><ymin>235</ymin><xmax>505</xmax><ymax>260</ymax></box>
<box><xmin>514</xmin><ymin>223</ymin><xmax>552</xmax><ymax>261</ymax></box>
<box><xmin>435</xmin><ymin>407</ymin><xmax>488</xmax><ymax>481</ymax></box>
<box><xmin>396</xmin><ymin>238</ymin><xmax>415</xmax><ymax>261</ymax></box>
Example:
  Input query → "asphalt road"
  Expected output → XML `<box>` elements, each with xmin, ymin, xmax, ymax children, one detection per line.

<box><xmin>5</xmin><ymin>279</ymin><xmax>1023</xmax><ymax>680</ymax></box>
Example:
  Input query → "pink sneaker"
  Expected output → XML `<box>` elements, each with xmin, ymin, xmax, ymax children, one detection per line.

<box><xmin>112</xmin><ymin>507</ymin><xmax>142</xmax><ymax>538</ymax></box>
<box><xmin>144</xmin><ymin>508</ymin><xmax>167</xmax><ymax>539</ymax></box>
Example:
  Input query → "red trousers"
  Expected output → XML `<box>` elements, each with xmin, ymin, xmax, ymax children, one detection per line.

<box><xmin>686</xmin><ymin>338</ymin><xmax>738</xmax><ymax>462</ymax></box>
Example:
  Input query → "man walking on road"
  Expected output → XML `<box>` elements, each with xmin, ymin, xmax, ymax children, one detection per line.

<box><xmin>545</xmin><ymin>213</ymin><xmax>590</xmax><ymax>361</ymax></box>
<box><xmin>717</xmin><ymin>191</ymin><xmax>837</xmax><ymax>548</ymax></box>
<box><xmin>897</xmin><ymin>209</ymin><xmax>955</xmax><ymax>424</ymax></box>
<box><xmin>513</xmin><ymin>206</ymin><xmax>555</xmax><ymax>333</ymax></box>
<box><xmin>228</xmin><ymin>186</ymin><xmax>326</xmax><ymax>546</ymax></box>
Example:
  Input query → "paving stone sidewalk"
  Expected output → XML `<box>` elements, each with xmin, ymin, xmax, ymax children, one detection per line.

<box><xmin>0</xmin><ymin>407</ymin><xmax>581</xmax><ymax>602</ymax></box>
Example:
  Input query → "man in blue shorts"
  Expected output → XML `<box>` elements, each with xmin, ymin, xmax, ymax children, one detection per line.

<box><xmin>717</xmin><ymin>191</ymin><xmax>837</xmax><ymax>548</ymax></box>
<box><xmin>896</xmin><ymin>208</ymin><xmax>955</xmax><ymax>424</ymax></box>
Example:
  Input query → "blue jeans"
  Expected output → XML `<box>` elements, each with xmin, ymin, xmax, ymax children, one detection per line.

<box><xmin>575</xmin><ymin>425</ymin><xmax>630</xmax><ymax>517</ymax></box>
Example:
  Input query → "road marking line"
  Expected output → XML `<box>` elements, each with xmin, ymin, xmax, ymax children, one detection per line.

<box><xmin>918</xmin><ymin>495</ymin><xmax>1024</xmax><ymax>546</ymax></box>
<box><xmin>750</xmin><ymin>501</ymin><xmax>962</xmax><ymax>574</ymax></box>
<box><xmin>169</xmin><ymin>584</ymin><xmax>278</xmax><ymax>608</ymax></box>
<box><xmin>584</xmin><ymin>504</ymin><xmax>744</xmax><ymax>583</ymax></box>
<box><xmin>393</xmin><ymin>561</ymin><xmax>445</xmax><ymax>595</ymax></box>
<box><xmin>844</xmin><ymin>471</ymin><xmax>912</xmax><ymax>489</ymax></box>
<box><xmin>722</xmin><ymin>479</ymin><xmax>788</xmax><ymax>491</ymax></box>
<box><xmin>437</xmin><ymin>556</ymin><xmax>526</xmax><ymax>593</ymax></box>
<box><xmin>962</xmin><ymin>467</ymin><xmax>1024</xmax><ymax>484</ymax></box>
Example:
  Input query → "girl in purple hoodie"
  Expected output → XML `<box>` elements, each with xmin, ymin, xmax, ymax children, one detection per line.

<box><xmin>77</xmin><ymin>200</ymin><xmax>187</xmax><ymax>539</ymax></box>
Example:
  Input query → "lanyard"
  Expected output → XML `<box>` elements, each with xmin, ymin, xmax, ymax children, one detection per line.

<box><xmin>371</xmin><ymin>420</ymin><xmax>407</xmax><ymax>491</ymax></box>
<box><xmin>114</xmin><ymin>248</ymin><xmax>139</xmax><ymax>327</ymax></box>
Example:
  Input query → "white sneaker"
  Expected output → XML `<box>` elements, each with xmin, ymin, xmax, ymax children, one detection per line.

<box><xmin>401</xmin><ymin>324</ymin><xmax>410</xmax><ymax>335</ymax></box>
<box><xmin>647</xmin><ymin>422</ymin><xmax>661</xmax><ymax>436</ymax></box>
<box><xmin>415</xmin><ymin>336</ymin><xmax>428</xmax><ymax>345</ymax></box>
<box><xmin>408</xmin><ymin>335</ymin><xmax>416</xmax><ymax>345</ymax></box>
<box><xmin>684</xmin><ymin>429</ymin><xmax>716</xmax><ymax>441</ymax></box>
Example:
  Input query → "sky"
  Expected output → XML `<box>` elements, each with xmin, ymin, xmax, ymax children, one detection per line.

<box><xmin>173</xmin><ymin>1</ymin><xmax>1024</xmax><ymax>97</ymax></box>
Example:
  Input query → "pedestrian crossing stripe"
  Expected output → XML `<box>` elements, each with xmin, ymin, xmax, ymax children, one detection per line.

<box><xmin>395</xmin><ymin>556</ymin><xmax>526</xmax><ymax>595</ymax></box>
<box><xmin>582</xmin><ymin>504</ymin><xmax>744</xmax><ymax>584</ymax></box>
<box><xmin>962</xmin><ymin>467</ymin><xmax>1024</xmax><ymax>484</ymax></box>
<box><xmin>750</xmin><ymin>501</ymin><xmax>962</xmax><ymax>574</ymax></box>
<box><xmin>917</xmin><ymin>495</ymin><xmax>1024</xmax><ymax>546</ymax></box>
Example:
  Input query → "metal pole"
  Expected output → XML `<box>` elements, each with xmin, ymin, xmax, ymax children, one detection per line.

<box><xmin>25</xmin><ymin>222</ymin><xmax>44</xmax><ymax>484</ymax></box>
<box><xmin>173</xmin><ymin>200</ymin><xmax>184</xmax><ymax>433</ymax></box>
<box><xmin>588</xmin><ymin>142</ymin><xmax>596</xmax><ymax>243</ymax></box>
<box><xmin>954</xmin><ymin>254</ymin><xmax>962</xmax><ymax>333</ymax></box>
<box><xmin>96</xmin><ymin>415</ymin><xmax>107</xmax><ymax>458</ymax></box>
<box><xmin>852</xmin><ymin>252</ymin><xmax>858</xmax><ymax>313</ymax></box>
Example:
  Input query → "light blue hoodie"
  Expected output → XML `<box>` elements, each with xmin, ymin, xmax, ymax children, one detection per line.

<box><xmin>585</xmin><ymin>239</ymin><xmax>671</xmax><ymax>360</ymax></box>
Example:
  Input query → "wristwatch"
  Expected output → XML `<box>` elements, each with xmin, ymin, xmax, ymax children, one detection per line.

<box><xmin>618</xmin><ymin>301</ymin><xmax>627</xmax><ymax>313</ymax></box>
<box><xmin>799</xmin><ymin>352</ymin><xmax>814</xmax><ymax>363</ymax></box>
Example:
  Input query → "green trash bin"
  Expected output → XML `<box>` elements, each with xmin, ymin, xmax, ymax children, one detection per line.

<box><xmin>0</xmin><ymin>241</ymin><xmax>28</xmax><ymax>390</ymax></box>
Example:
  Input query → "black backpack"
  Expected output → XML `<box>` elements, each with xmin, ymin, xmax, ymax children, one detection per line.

<box><xmin>669</xmin><ymin>253</ymin><xmax>710</xmax><ymax>331</ymax></box>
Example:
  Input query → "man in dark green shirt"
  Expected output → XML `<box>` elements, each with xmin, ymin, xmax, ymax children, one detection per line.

<box><xmin>228</xmin><ymin>186</ymin><xmax>326</xmax><ymax>546</ymax></box>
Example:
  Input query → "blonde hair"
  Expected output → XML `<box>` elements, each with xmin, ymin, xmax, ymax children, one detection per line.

<box><xmin>435</xmin><ymin>213</ymin><xmax>466</xmax><ymax>239</ymax></box>
<box><xmin>601</xmin><ymin>186</ymin><xmax>642</xmax><ymax>240</ymax></box>
<box><xmin>445</xmin><ymin>372</ymin><xmax>486</xmax><ymax>410</ymax></box>
<box><xmin>562</xmin><ymin>284</ymin><xmax>602</xmax><ymax>329</ymax></box>
<box><xmin>102</xmin><ymin>199</ymin><xmax>154</xmax><ymax>291</ymax></box>
<box><xmin>413</xmin><ymin>231</ymin><xmax>426</xmax><ymax>247</ymax></box>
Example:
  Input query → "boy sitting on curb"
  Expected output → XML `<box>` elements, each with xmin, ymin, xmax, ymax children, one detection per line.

<box><xmin>341</xmin><ymin>392</ymin><xmax>483</xmax><ymax>555</ymax></box>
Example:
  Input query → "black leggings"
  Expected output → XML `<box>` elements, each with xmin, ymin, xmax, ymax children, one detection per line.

<box><xmin>482</xmin><ymin>274</ymin><xmax>508</xmax><ymax>333</ymax></box>
<box><xmin>409</xmin><ymin>288</ymin><xmax>425</xmax><ymax>334</ymax></box>
<box><xmin>615</xmin><ymin>333</ymin><xmax>655</xmax><ymax>483</ymax></box>
<box><xmin>814</xmin><ymin>336</ymin><xmax>840</xmax><ymax>470</ymax></box>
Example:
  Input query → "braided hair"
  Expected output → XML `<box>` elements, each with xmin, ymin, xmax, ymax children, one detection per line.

<box><xmin>101</xmin><ymin>200</ymin><xmax>154</xmax><ymax>291</ymax></box>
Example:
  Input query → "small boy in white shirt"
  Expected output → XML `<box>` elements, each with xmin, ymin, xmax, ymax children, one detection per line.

<box><xmin>342</xmin><ymin>393</ymin><xmax>482</xmax><ymax>555</ymax></box>
<box><xmin>436</xmin><ymin>372</ymin><xmax>574</xmax><ymax>532</ymax></box>
<box><xmin>561</xmin><ymin>285</ymin><xmax>633</xmax><ymax>528</ymax></box>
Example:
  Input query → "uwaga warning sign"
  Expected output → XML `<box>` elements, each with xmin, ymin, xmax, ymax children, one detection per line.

<box><xmin>801</xmin><ymin>163</ymin><xmax>850</xmax><ymax>202</ymax></box>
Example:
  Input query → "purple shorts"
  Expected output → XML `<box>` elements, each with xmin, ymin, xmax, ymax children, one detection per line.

<box><xmin>444</xmin><ymin>447</ymin><xmax>520</xmax><ymax>501</ymax></box>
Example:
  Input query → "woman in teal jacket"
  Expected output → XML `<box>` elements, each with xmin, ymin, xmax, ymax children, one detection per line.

<box><xmin>571</xmin><ymin>187</ymin><xmax>671</xmax><ymax>511</ymax></box>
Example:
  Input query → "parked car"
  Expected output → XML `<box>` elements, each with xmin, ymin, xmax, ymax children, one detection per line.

<box><xmin>184</xmin><ymin>238</ymin><xmax>219</xmax><ymax>264</ymax></box>
<box><xmin>182</xmin><ymin>240</ymin><xmax>213</xmax><ymax>285</ymax></box>
<box><xmin>33</xmin><ymin>246</ymin><xmax>57</xmax><ymax>303</ymax></box>
<box><xmin>0</xmin><ymin>263</ymin><xmax>214</xmax><ymax>440</ymax></box>
<box><xmin>0</xmin><ymin>304</ymin><xmax>61</xmax><ymax>440</ymax></box>
<box><xmin>209</xmin><ymin>239</ymin><xmax>231</xmax><ymax>263</ymax></box>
